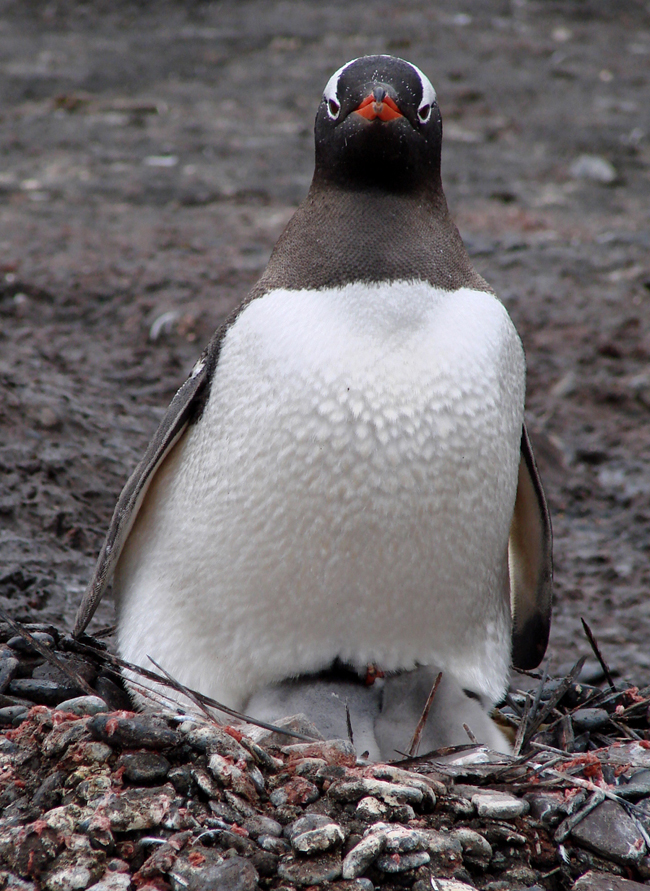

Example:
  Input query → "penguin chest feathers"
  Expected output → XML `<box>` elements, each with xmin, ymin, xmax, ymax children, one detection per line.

<box><xmin>116</xmin><ymin>279</ymin><xmax>525</xmax><ymax>706</ymax></box>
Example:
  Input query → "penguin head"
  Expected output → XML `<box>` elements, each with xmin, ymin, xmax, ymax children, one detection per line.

<box><xmin>314</xmin><ymin>55</ymin><xmax>443</xmax><ymax>193</ymax></box>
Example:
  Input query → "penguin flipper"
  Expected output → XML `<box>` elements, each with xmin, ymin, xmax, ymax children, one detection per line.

<box><xmin>508</xmin><ymin>423</ymin><xmax>553</xmax><ymax>669</ymax></box>
<box><xmin>73</xmin><ymin>354</ymin><xmax>212</xmax><ymax>637</ymax></box>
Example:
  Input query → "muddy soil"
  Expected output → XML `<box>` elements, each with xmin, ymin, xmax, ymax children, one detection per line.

<box><xmin>1</xmin><ymin>1</ymin><xmax>649</xmax><ymax>683</ymax></box>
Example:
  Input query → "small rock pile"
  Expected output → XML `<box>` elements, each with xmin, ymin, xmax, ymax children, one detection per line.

<box><xmin>3</xmin><ymin>623</ymin><xmax>650</xmax><ymax>891</ymax></box>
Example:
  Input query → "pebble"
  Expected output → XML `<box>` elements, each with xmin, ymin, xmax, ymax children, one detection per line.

<box><xmin>329</xmin><ymin>777</ymin><xmax>423</xmax><ymax>807</ymax></box>
<box><xmin>571</xmin><ymin>708</ymin><xmax>610</xmax><ymax>731</ymax></box>
<box><xmin>341</xmin><ymin>830</ymin><xmax>386</xmax><ymax>879</ymax></box>
<box><xmin>0</xmin><ymin>705</ymin><xmax>29</xmax><ymax>726</ymax></box>
<box><xmin>571</xmin><ymin>800</ymin><xmax>646</xmax><ymax>866</ymax></box>
<box><xmin>425</xmin><ymin>829</ymin><xmax>463</xmax><ymax>859</ymax></box>
<box><xmin>7</xmin><ymin>632</ymin><xmax>55</xmax><ymax>653</ymax></box>
<box><xmin>85</xmin><ymin>875</ymin><xmax>132</xmax><ymax>891</ymax></box>
<box><xmin>569</xmin><ymin>153</ymin><xmax>618</xmax><ymax>184</ymax></box>
<box><xmin>88</xmin><ymin>714</ymin><xmax>180</xmax><ymax>749</ymax></box>
<box><xmin>91</xmin><ymin>785</ymin><xmax>175</xmax><ymax>832</ymax></box>
<box><xmin>383</xmin><ymin>826</ymin><xmax>429</xmax><ymax>854</ymax></box>
<box><xmin>170</xmin><ymin>850</ymin><xmax>258</xmax><ymax>891</ymax></box>
<box><xmin>451</xmin><ymin>827</ymin><xmax>493</xmax><ymax>867</ymax></box>
<box><xmin>425</xmin><ymin>881</ymin><xmax>475</xmax><ymax>891</ymax></box>
<box><xmin>280</xmin><ymin>738</ymin><xmax>356</xmax><ymax>766</ymax></box>
<box><xmin>524</xmin><ymin>791</ymin><xmax>564</xmax><ymax>825</ymax></box>
<box><xmin>572</xmin><ymin>870</ymin><xmax>649</xmax><ymax>891</ymax></box>
<box><xmin>8</xmin><ymin>678</ymin><xmax>82</xmax><ymax>706</ymax></box>
<box><xmin>243</xmin><ymin>815</ymin><xmax>283</xmax><ymax>839</ymax></box>
<box><xmin>180</xmin><ymin>722</ymin><xmax>251</xmax><ymax>762</ymax></box>
<box><xmin>286</xmin><ymin>815</ymin><xmax>344</xmax><ymax>854</ymax></box>
<box><xmin>356</xmin><ymin>795</ymin><xmax>388</xmax><ymax>821</ymax></box>
<box><xmin>375</xmin><ymin>849</ymin><xmax>430</xmax><ymax>872</ymax></box>
<box><xmin>43</xmin><ymin>721</ymin><xmax>89</xmax><ymax>758</ymax></box>
<box><xmin>42</xmin><ymin>835</ymin><xmax>105</xmax><ymax>891</ymax></box>
<box><xmin>55</xmin><ymin>696</ymin><xmax>109</xmax><ymax>716</ymax></box>
<box><xmin>277</xmin><ymin>851</ymin><xmax>342</xmax><ymax>885</ymax></box>
<box><xmin>269</xmin><ymin>776</ymin><xmax>319</xmax><ymax>807</ymax></box>
<box><xmin>0</xmin><ymin>652</ymin><xmax>19</xmax><ymax>693</ymax></box>
<box><xmin>118</xmin><ymin>752</ymin><xmax>171</xmax><ymax>784</ymax></box>
<box><xmin>471</xmin><ymin>790</ymin><xmax>528</xmax><ymax>819</ymax></box>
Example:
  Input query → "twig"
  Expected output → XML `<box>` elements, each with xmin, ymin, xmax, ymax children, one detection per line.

<box><xmin>554</xmin><ymin>789</ymin><xmax>605</xmax><ymax>842</ymax></box>
<box><xmin>581</xmin><ymin>617</ymin><xmax>616</xmax><ymax>690</ymax></box>
<box><xmin>513</xmin><ymin>693</ymin><xmax>532</xmax><ymax>757</ymax></box>
<box><xmin>69</xmin><ymin>637</ymin><xmax>316</xmax><ymax>740</ymax></box>
<box><xmin>407</xmin><ymin>671</ymin><xmax>442</xmax><ymax>758</ymax></box>
<box><xmin>523</xmin><ymin>656</ymin><xmax>588</xmax><ymax>743</ymax></box>
<box><xmin>148</xmin><ymin>656</ymin><xmax>223</xmax><ymax>725</ymax></box>
<box><xmin>345</xmin><ymin>702</ymin><xmax>354</xmax><ymax>746</ymax></box>
<box><xmin>463</xmin><ymin>723</ymin><xmax>479</xmax><ymax>744</ymax></box>
<box><xmin>0</xmin><ymin>607</ymin><xmax>98</xmax><ymax>699</ymax></box>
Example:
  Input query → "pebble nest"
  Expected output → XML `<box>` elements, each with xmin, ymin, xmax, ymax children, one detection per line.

<box><xmin>3</xmin><ymin>622</ymin><xmax>650</xmax><ymax>891</ymax></box>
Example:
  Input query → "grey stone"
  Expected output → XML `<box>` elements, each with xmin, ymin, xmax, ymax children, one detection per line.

<box><xmin>572</xmin><ymin>800</ymin><xmax>646</xmax><ymax>865</ymax></box>
<box><xmin>570</xmin><ymin>154</ymin><xmax>617</xmax><ymax>184</ymax></box>
<box><xmin>269</xmin><ymin>776</ymin><xmax>319</xmax><ymax>807</ymax></box>
<box><xmin>168</xmin><ymin>765</ymin><xmax>193</xmax><ymax>795</ymax></box>
<box><xmin>55</xmin><ymin>696</ymin><xmax>109</xmax><ymax>716</ymax></box>
<box><xmin>118</xmin><ymin>751</ymin><xmax>170</xmax><ymax>784</ymax></box>
<box><xmin>483</xmin><ymin>824</ymin><xmax>527</xmax><ymax>846</ymax></box>
<box><xmin>425</xmin><ymin>829</ymin><xmax>463</xmax><ymax>859</ymax></box>
<box><xmin>201</xmin><ymin>856</ymin><xmax>259</xmax><ymax>891</ymax></box>
<box><xmin>616</xmin><ymin>770</ymin><xmax>650</xmax><ymax>800</ymax></box>
<box><xmin>42</xmin><ymin>835</ymin><xmax>105</xmax><ymax>891</ymax></box>
<box><xmin>85</xmin><ymin>875</ymin><xmax>131</xmax><ymax>891</ymax></box>
<box><xmin>425</xmin><ymin>882</ymin><xmax>475</xmax><ymax>891</ymax></box>
<box><xmin>287</xmin><ymin>815</ymin><xmax>344</xmax><ymax>855</ymax></box>
<box><xmin>451</xmin><ymin>827</ymin><xmax>492</xmax><ymax>867</ymax></box>
<box><xmin>180</xmin><ymin>722</ymin><xmax>251</xmax><ymax>762</ymax></box>
<box><xmin>0</xmin><ymin>705</ymin><xmax>28</xmax><ymax>726</ymax></box>
<box><xmin>90</xmin><ymin>785</ymin><xmax>174</xmax><ymax>832</ymax></box>
<box><xmin>525</xmin><ymin>791</ymin><xmax>564</xmax><ymax>824</ymax></box>
<box><xmin>42</xmin><ymin>721</ymin><xmax>89</xmax><ymax>758</ymax></box>
<box><xmin>383</xmin><ymin>826</ymin><xmax>429</xmax><ymax>854</ymax></box>
<box><xmin>171</xmin><ymin>849</ymin><xmax>258</xmax><ymax>891</ymax></box>
<box><xmin>8</xmin><ymin>679</ymin><xmax>81</xmax><ymax>706</ymax></box>
<box><xmin>242</xmin><ymin>815</ymin><xmax>283</xmax><ymax>839</ymax></box>
<box><xmin>572</xmin><ymin>869</ymin><xmax>649</xmax><ymax>891</ymax></box>
<box><xmin>342</xmin><ymin>831</ymin><xmax>386</xmax><ymax>879</ymax></box>
<box><xmin>7</xmin><ymin>633</ymin><xmax>55</xmax><ymax>653</ymax></box>
<box><xmin>471</xmin><ymin>790</ymin><xmax>528</xmax><ymax>819</ymax></box>
<box><xmin>0</xmin><ymin>653</ymin><xmax>19</xmax><ymax>693</ymax></box>
<box><xmin>571</xmin><ymin>708</ymin><xmax>610</xmax><ymax>731</ymax></box>
<box><xmin>32</xmin><ymin>771</ymin><xmax>65</xmax><ymax>811</ymax></box>
<box><xmin>277</xmin><ymin>852</ymin><xmax>342</xmax><ymax>885</ymax></box>
<box><xmin>258</xmin><ymin>835</ymin><xmax>289</xmax><ymax>854</ymax></box>
<box><xmin>329</xmin><ymin>777</ymin><xmax>423</xmax><ymax>806</ymax></box>
<box><xmin>88</xmin><ymin>714</ymin><xmax>179</xmax><ymax>749</ymax></box>
<box><xmin>356</xmin><ymin>796</ymin><xmax>388</xmax><ymax>822</ymax></box>
<box><xmin>375</xmin><ymin>850</ymin><xmax>430</xmax><ymax>873</ymax></box>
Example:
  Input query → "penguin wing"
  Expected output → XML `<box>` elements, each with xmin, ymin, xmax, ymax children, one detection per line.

<box><xmin>508</xmin><ymin>423</ymin><xmax>553</xmax><ymax>669</ymax></box>
<box><xmin>73</xmin><ymin>353</ymin><xmax>212</xmax><ymax>637</ymax></box>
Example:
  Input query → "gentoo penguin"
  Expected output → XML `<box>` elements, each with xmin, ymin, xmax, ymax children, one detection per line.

<box><xmin>74</xmin><ymin>55</ymin><xmax>552</xmax><ymax>755</ymax></box>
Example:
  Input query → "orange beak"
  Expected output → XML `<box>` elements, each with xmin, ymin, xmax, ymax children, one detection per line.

<box><xmin>354</xmin><ymin>92</ymin><xmax>403</xmax><ymax>122</ymax></box>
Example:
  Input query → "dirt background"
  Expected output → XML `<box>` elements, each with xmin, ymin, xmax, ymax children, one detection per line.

<box><xmin>1</xmin><ymin>0</ymin><xmax>649</xmax><ymax>686</ymax></box>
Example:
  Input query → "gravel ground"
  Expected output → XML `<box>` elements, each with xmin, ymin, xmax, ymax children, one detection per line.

<box><xmin>1</xmin><ymin>2</ymin><xmax>650</xmax><ymax>689</ymax></box>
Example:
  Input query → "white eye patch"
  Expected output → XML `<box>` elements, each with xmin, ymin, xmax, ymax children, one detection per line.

<box><xmin>322</xmin><ymin>56</ymin><xmax>437</xmax><ymax>123</ymax></box>
<box><xmin>323</xmin><ymin>58</ymin><xmax>359</xmax><ymax>120</ymax></box>
<box><xmin>407</xmin><ymin>60</ymin><xmax>437</xmax><ymax>123</ymax></box>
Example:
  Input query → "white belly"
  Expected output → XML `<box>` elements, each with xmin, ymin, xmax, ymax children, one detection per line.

<box><xmin>115</xmin><ymin>280</ymin><xmax>526</xmax><ymax>708</ymax></box>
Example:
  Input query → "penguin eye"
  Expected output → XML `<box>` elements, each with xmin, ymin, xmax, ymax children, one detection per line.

<box><xmin>327</xmin><ymin>97</ymin><xmax>341</xmax><ymax>120</ymax></box>
<box><xmin>417</xmin><ymin>103</ymin><xmax>432</xmax><ymax>124</ymax></box>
